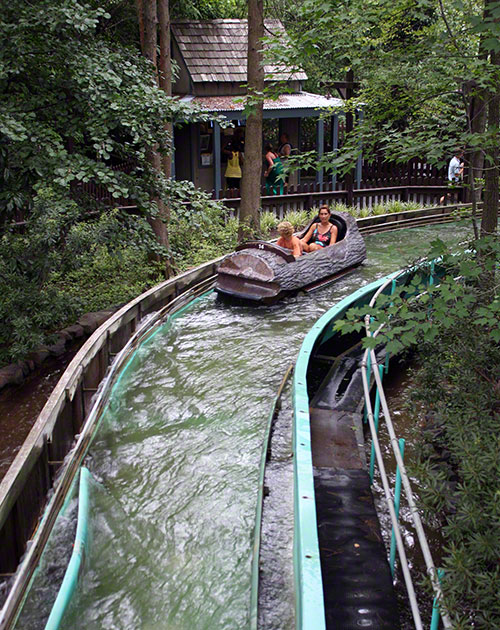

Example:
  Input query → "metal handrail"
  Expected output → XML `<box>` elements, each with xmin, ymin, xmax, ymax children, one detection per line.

<box><xmin>360</xmin><ymin>267</ymin><xmax>453</xmax><ymax>630</ymax></box>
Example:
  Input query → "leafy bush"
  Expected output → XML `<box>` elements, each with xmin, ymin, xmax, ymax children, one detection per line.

<box><xmin>49</xmin><ymin>247</ymin><xmax>163</xmax><ymax>314</ymax></box>
<box><xmin>169</xmin><ymin>193</ymin><xmax>238</xmax><ymax>270</ymax></box>
<box><xmin>335</xmin><ymin>236</ymin><xmax>500</xmax><ymax>627</ymax></box>
<box><xmin>260</xmin><ymin>211</ymin><xmax>279</xmax><ymax>235</ymax></box>
<box><xmin>0</xmin><ymin>188</ymin><xmax>164</xmax><ymax>367</ymax></box>
<box><xmin>283</xmin><ymin>209</ymin><xmax>309</xmax><ymax>229</ymax></box>
<box><xmin>372</xmin><ymin>203</ymin><xmax>389</xmax><ymax>215</ymax></box>
<box><xmin>330</xmin><ymin>202</ymin><xmax>352</xmax><ymax>215</ymax></box>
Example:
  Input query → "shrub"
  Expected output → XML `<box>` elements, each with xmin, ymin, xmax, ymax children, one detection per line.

<box><xmin>170</xmin><ymin>199</ymin><xmax>238</xmax><ymax>270</ymax></box>
<box><xmin>332</xmin><ymin>202</ymin><xmax>352</xmax><ymax>215</ymax></box>
<box><xmin>372</xmin><ymin>203</ymin><xmax>388</xmax><ymax>215</ymax></box>
<box><xmin>283</xmin><ymin>209</ymin><xmax>309</xmax><ymax>229</ymax></box>
<box><xmin>0</xmin><ymin>188</ymin><xmax>164</xmax><ymax>367</ymax></box>
<box><xmin>336</xmin><ymin>237</ymin><xmax>500</xmax><ymax>627</ymax></box>
<box><xmin>260</xmin><ymin>211</ymin><xmax>279</xmax><ymax>235</ymax></box>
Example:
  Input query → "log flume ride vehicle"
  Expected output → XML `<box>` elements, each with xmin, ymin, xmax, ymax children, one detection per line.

<box><xmin>215</xmin><ymin>211</ymin><xmax>367</xmax><ymax>304</ymax></box>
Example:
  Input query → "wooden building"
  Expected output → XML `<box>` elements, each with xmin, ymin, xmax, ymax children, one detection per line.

<box><xmin>171</xmin><ymin>19</ymin><xmax>355</xmax><ymax>198</ymax></box>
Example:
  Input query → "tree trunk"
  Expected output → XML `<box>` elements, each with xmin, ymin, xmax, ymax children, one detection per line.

<box><xmin>139</xmin><ymin>0</ymin><xmax>170</xmax><ymax>270</ymax></box>
<box><xmin>143</xmin><ymin>0</ymin><xmax>157</xmax><ymax>73</ymax></box>
<box><xmin>135</xmin><ymin>0</ymin><xmax>145</xmax><ymax>52</ymax></box>
<box><xmin>238</xmin><ymin>0</ymin><xmax>264</xmax><ymax>242</ymax></box>
<box><xmin>466</xmin><ymin>87</ymin><xmax>487</xmax><ymax>204</ymax></box>
<box><xmin>158</xmin><ymin>0</ymin><xmax>172</xmax><ymax>180</ymax></box>
<box><xmin>481</xmin><ymin>49</ymin><xmax>500</xmax><ymax>237</ymax></box>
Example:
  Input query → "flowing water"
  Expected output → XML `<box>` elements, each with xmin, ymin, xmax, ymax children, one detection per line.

<box><xmin>14</xmin><ymin>222</ymin><xmax>472</xmax><ymax>630</ymax></box>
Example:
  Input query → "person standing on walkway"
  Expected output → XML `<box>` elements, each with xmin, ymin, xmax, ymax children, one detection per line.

<box><xmin>223</xmin><ymin>138</ymin><xmax>244</xmax><ymax>191</ymax></box>
<box><xmin>440</xmin><ymin>149</ymin><xmax>464</xmax><ymax>204</ymax></box>
<box><xmin>278</xmin><ymin>133</ymin><xmax>292</xmax><ymax>159</ymax></box>
<box><xmin>263</xmin><ymin>144</ymin><xmax>284</xmax><ymax>195</ymax></box>
<box><xmin>278</xmin><ymin>132</ymin><xmax>293</xmax><ymax>188</ymax></box>
<box><xmin>449</xmin><ymin>149</ymin><xmax>464</xmax><ymax>182</ymax></box>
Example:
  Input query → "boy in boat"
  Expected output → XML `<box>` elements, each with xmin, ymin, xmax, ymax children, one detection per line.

<box><xmin>276</xmin><ymin>221</ymin><xmax>303</xmax><ymax>258</ymax></box>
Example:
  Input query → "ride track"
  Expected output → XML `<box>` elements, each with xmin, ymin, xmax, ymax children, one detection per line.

<box><xmin>0</xmin><ymin>205</ymin><xmax>478</xmax><ymax>630</ymax></box>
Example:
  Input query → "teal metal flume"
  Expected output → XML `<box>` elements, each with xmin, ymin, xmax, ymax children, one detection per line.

<box><xmin>45</xmin><ymin>467</ymin><xmax>91</xmax><ymax>630</ymax></box>
<box><xmin>292</xmin><ymin>261</ymin><xmax>448</xmax><ymax>629</ymax></box>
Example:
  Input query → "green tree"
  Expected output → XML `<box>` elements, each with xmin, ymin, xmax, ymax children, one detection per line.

<box><xmin>239</xmin><ymin>0</ymin><xmax>264</xmax><ymax>241</ymax></box>
<box><xmin>0</xmin><ymin>0</ymin><xmax>231</xmax><ymax>364</ymax></box>
<box><xmin>268</xmin><ymin>0</ymin><xmax>499</xmax><ymax>237</ymax></box>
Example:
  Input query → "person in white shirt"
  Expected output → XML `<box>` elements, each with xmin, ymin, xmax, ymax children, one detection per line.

<box><xmin>440</xmin><ymin>149</ymin><xmax>464</xmax><ymax>204</ymax></box>
<box><xmin>448</xmin><ymin>150</ymin><xmax>464</xmax><ymax>182</ymax></box>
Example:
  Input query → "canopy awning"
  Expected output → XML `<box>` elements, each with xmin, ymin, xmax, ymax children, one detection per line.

<box><xmin>180</xmin><ymin>91</ymin><xmax>344</xmax><ymax>119</ymax></box>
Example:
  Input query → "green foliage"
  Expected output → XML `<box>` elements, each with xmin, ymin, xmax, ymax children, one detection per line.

<box><xmin>266</xmin><ymin>0</ymin><xmax>500</xmax><ymax>212</ymax></box>
<box><xmin>408</xmin><ymin>310</ymin><xmax>500</xmax><ymax>628</ymax></box>
<box><xmin>51</xmin><ymin>247</ymin><xmax>164</xmax><ymax>314</ymax></box>
<box><xmin>335</xmin><ymin>235</ymin><xmax>500</xmax><ymax>625</ymax></box>
<box><xmin>169</xmin><ymin>186</ymin><xmax>238</xmax><ymax>270</ymax></box>
<box><xmin>260</xmin><ymin>211</ymin><xmax>279</xmax><ymax>235</ymax></box>
<box><xmin>329</xmin><ymin>202</ymin><xmax>352</xmax><ymax>215</ymax></box>
<box><xmin>171</xmin><ymin>0</ymin><xmax>246</xmax><ymax>19</ymax></box>
<box><xmin>370</xmin><ymin>200</ymin><xmax>424</xmax><ymax>215</ymax></box>
<box><xmin>0</xmin><ymin>0</ymin><xmax>237</xmax><ymax>367</ymax></box>
<box><xmin>283</xmin><ymin>209</ymin><xmax>309</xmax><ymax>229</ymax></box>
<box><xmin>0</xmin><ymin>0</ymin><xmax>226</xmax><ymax>222</ymax></box>
<box><xmin>0</xmin><ymin>188</ymin><xmax>163</xmax><ymax>366</ymax></box>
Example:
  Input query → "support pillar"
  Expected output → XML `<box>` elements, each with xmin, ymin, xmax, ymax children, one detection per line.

<box><xmin>332</xmin><ymin>114</ymin><xmax>339</xmax><ymax>189</ymax></box>
<box><xmin>214</xmin><ymin>120</ymin><xmax>221</xmax><ymax>199</ymax></box>
<box><xmin>356</xmin><ymin>108</ymin><xmax>364</xmax><ymax>189</ymax></box>
<box><xmin>316</xmin><ymin>117</ymin><xmax>324</xmax><ymax>191</ymax></box>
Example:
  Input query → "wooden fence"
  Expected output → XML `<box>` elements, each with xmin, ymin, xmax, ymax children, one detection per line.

<box><xmin>219</xmin><ymin>183</ymin><xmax>451</xmax><ymax>220</ymax></box>
<box><xmin>2</xmin><ymin>159</ymin><xmax>450</xmax><ymax>229</ymax></box>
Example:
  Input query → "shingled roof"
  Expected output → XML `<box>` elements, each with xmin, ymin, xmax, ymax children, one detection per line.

<box><xmin>171</xmin><ymin>19</ymin><xmax>307</xmax><ymax>84</ymax></box>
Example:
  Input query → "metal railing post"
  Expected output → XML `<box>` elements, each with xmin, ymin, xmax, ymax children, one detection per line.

<box><xmin>430</xmin><ymin>569</ymin><xmax>445</xmax><ymax>630</ymax></box>
<box><xmin>369</xmin><ymin>365</ymin><xmax>385</xmax><ymax>483</ymax></box>
<box><xmin>384</xmin><ymin>279</ymin><xmax>397</xmax><ymax>373</ymax></box>
<box><xmin>429</xmin><ymin>261</ymin><xmax>435</xmax><ymax>286</ymax></box>
<box><xmin>364</xmin><ymin>318</ymin><xmax>373</xmax><ymax>423</ymax></box>
<box><xmin>390</xmin><ymin>438</ymin><xmax>405</xmax><ymax>576</ymax></box>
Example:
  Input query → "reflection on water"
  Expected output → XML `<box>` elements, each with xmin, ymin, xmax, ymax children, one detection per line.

<box><xmin>14</xmin><ymin>222</ymin><xmax>472</xmax><ymax>630</ymax></box>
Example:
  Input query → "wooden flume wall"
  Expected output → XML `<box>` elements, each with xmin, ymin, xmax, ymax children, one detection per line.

<box><xmin>0</xmin><ymin>261</ymin><xmax>219</xmax><ymax>577</ymax></box>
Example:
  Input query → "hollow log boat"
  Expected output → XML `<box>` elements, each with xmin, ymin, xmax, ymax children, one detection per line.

<box><xmin>215</xmin><ymin>211</ymin><xmax>367</xmax><ymax>304</ymax></box>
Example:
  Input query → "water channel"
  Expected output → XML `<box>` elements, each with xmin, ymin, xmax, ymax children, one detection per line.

<box><xmin>15</xmin><ymin>222</ymin><xmax>472</xmax><ymax>630</ymax></box>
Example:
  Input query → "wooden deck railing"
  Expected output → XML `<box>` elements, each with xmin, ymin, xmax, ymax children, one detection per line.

<box><xmin>2</xmin><ymin>158</ymin><xmax>450</xmax><ymax>229</ymax></box>
<box><xmin>218</xmin><ymin>182</ymin><xmax>452</xmax><ymax>219</ymax></box>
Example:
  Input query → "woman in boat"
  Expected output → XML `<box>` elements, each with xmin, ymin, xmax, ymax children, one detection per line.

<box><xmin>300</xmin><ymin>205</ymin><xmax>338</xmax><ymax>252</ymax></box>
<box><xmin>276</xmin><ymin>221</ymin><xmax>303</xmax><ymax>258</ymax></box>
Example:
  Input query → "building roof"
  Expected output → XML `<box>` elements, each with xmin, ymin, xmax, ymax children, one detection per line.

<box><xmin>172</xmin><ymin>19</ymin><xmax>307</xmax><ymax>84</ymax></box>
<box><xmin>181</xmin><ymin>92</ymin><xmax>343</xmax><ymax>114</ymax></box>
